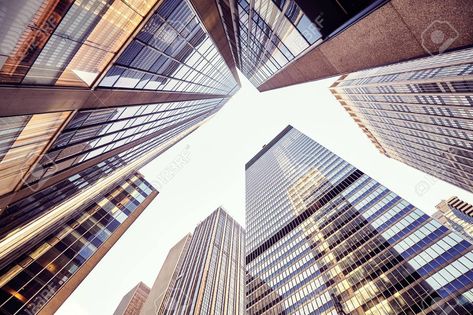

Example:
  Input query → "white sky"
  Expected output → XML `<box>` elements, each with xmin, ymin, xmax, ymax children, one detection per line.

<box><xmin>57</xmin><ymin>73</ymin><xmax>473</xmax><ymax>315</ymax></box>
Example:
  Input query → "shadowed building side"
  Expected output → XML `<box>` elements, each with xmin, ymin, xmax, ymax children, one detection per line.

<box><xmin>217</xmin><ymin>0</ymin><xmax>473</xmax><ymax>91</ymax></box>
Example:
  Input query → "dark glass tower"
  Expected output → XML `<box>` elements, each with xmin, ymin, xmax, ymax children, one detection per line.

<box><xmin>217</xmin><ymin>0</ymin><xmax>473</xmax><ymax>91</ymax></box>
<box><xmin>331</xmin><ymin>47</ymin><xmax>473</xmax><ymax>194</ymax></box>
<box><xmin>245</xmin><ymin>126</ymin><xmax>473</xmax><ymax>314</ymax></box>
<box><xmin>0</xmin><ymin>172</ymin><xmax>157</xmax><ymax>315</ymax></box>
<box><xmin>145</xmin><ymin>208</ymin><xmax>245</xmax><ymax>315</ymax></box>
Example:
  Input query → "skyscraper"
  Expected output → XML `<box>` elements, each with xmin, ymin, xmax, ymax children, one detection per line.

<box><xmin>245</xmin><ymin>125</ymin><xmax>473</xmax><ymax>314</ymax></box>
<box><xmin>217</xmin><ymin>0</ymin><xmax>472</xmax><ymax>91</ymax></box>
<box><xmin>0</xmin><ymin>0</ymin><xmax>240</xmax><ymax>211</ymax></box>
<box><xmin>0</xmin><ymin>172</ymin><xmax>157</xmax><ymax>315</ymax></box>
<box><xmin>330</xmin><ymin>47</ymin><xmax>473</xmax><ymax>193</ymax></box>
<box><xmin>0</xmin><ymin>1</ymin><xmax>240</xmax><ymax>313</ymax></box>
<box><xmin>434</xmin><ymin>196</ymin><xmax>473</xmax><ymax>243</ymax></box>
<box><xmin>0</xmin><ymin>0</ymin><xmax>241</xmax><ymax>282</ymax></box>
<box><xmin>114</xmin><ymin>282</ymin><xmax>151</xmax><ymax>315</ymax></box>
<box><xmin>143</xmin><ymin>208</ymin><xmax>245</xmax><ymax>315</ymax></box>
<box><xmin>140</xmin><ymin>235</ymin><xmax>191</xmax><ymax>315</ymax></box>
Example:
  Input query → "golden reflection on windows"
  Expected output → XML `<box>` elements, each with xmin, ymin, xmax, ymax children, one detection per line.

<box><xmin>287</xmin><ymin>168</ymin><xmax>325</xmax><ymax>214</ymax></box>
<box><xmin>0</xmin><ymin>0</ymin><xmax>74</xmax><ymax>84</ymax></box>
<box><xmin>0</xmin><ymin>0</ymin><xmax>159</xmax><ymax>86</ymax></box>
<box><xmin>56</xmin><ymin>0</ymin><xmax>159</xmax><ymax>87</ymax></box>
<box><xmin>0</xmin><ymin>111</ymin><xmax>70</xmax><ymax>196</ymax></box>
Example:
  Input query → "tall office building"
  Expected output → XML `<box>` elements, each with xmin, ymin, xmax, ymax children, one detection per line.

<box><xmin>0</xmin><ymin>172</ymin><xmax>157</xmax><ymax>315</ymax></box>
<box><xmin>330</xmin><ymin>47</ymin><xmax>473</xmax><ymax>193</ymax></box>
<box><xmin>434</xmin><ymin>197</ymin><xmax>473</xmax><ymax>243</ymax></box>
<box><xmin>0</xmin><ymin>0</ymin><xmax>240</xmax><ymax>278</ymax></box>
<box><xmin>0</xmin><ymin>0</ymin><xmax>240</xmax><ymax>210</ymax></box>
<box><xmin>245</xmin><ymin>126</ymin><xmax>473</xmax><ymax>314</ymax></box>
<box><xmin>217</xmin><ymin>0</ymin><xmax>472</xmax><ymax>90</ymax></box>
<box><xmin>140</xmin><ymin>235</ymin><xmax>191</xmax><ymax>315</ymax></box>
<box><xmin>114</xmin><ymin>282</ymin><xmax>151</xmax><ymax>315</ymax></box>
<box><xmin>0</xmin><ymin>1</ymin><xmax>239</xmax><ymax>313</ymax></box>
<box><xmin>144</xmin><ymin>208</ymin><xmax>245</xmax><ymax>315</ymax></box>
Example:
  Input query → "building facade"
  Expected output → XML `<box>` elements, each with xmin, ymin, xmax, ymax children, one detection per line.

<box><xmin>140</xmin><ymin>234</ymin><xmax>191</xmax><ymax>315</ymax></box>
<box><xmin>330</xmin><ymin>47</ymin><xmax>473</xmax><ymax>193</ymax></box>
<box><xmin>0</xmin><ymin>0</ymin><xmax>240</xmax><ymax>211</ymax></box>
<box><xmin>217</xmin><ymin>0</ymin><xmax>473</xmax><ymax>91</ymax></box>
<box><xmin>0</xmin><ymin>0</ymin><xmax>239</xmax><ymax>88</ymax></box>
<box><xmin>434</xmin><ymin>196</ymin><xmax>473</xmax><ymax>243</ymax></box>
<box><xmin>149</xmin><ymin>208</ymin><xmax>245</xmax><ymax>315</ymax></box>
<box><xmin>0</xmin><ymin>172</ymin><xmax>157</xmax><ymax>315</ymax></box>
<box><xmin>114</xmin><ymin>282</ymin><xmax>151</xmax><ymax>315</ymax></box>
<box><xmin>0</xmin><ymin>1</ymin><xmax>241</xmax><ymax>313</ymax></box>
<box><xmin>245</xmin><ymin>126</ymin><xmax>473</xmax><ymax>314</ymax></box>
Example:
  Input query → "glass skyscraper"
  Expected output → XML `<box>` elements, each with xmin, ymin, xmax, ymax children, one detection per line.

<box><xmin>0</xmin><ymin>0</ymin><xmax>239</xmax><ymax>221</ymax></box>
<box><xmin>0</xmin><ymin>1</ymin><xmax>240</xmax><ymax>313</ymax></box>
<box><xmin>0</xmin><ymin>172</ymin><xmax>157</xmax><ymax>315</ymax></box>
<box><xmin>245</xmin><ymin>126</ymin><xmax>473</xmax><ymax>314</ymax></box>
<box><xmin>146</xmin><ymin>208</ymin><xmax>245</xmax><ymax>315</ymax></box>
<box><xmin>220</xmin><ymin>0</ymin><xmax>388</xmax><ymax>87</ymax></box>
<box><xmin>217</xmin><ymin>0</ymin><xmax>472</xmax><ymax>91</ymax></box>
<box><xmin>0</xmin><ymin>0</ymin><xmax>238</xmax><ymax>91</ymax></box>
<box><xmin>330</xmin><ymin>47</ymin><xmax>473</xmax><ymax>194</ymax></box>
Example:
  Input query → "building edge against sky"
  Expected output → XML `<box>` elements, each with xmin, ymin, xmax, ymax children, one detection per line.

<box><xmin>0</xmin><ymin>0</ymin><xmax>240</xmax><ymax>212</ymax></box>
<box><xmin>217</xmin><ymin>0</ymin><xmax>473</xmax><ymax>91</ymax></box>
<box><xmin>330</xmin><ymin>47</ymin><xmax>473</xmax><ymax>194</ymax></box>
<box><xmin>139</xmin><ymin>234</ymin><xmax>191</xmax><ymax>315</ymax></box>
<box><xmin>0</xmin><ymin>172</ymin><xmax>157</xmax><ymax>315</ymax></box>
<box><xmin>245</xmin><ymin>125</ymin><xmax>473</xmax><ymax>314</ymax></box>
<box><xmin>434</xmin><ymin>197</ymin><xmax>473</xmax><ymax>244</ymax></box>
<box><xmin>113</xmin><ymin>281</ymin><xmax>150</xmax><ymax>315</ymax></box>
<box><xmin>0</xmin><ymin>0</ymin><xmax>240</xmax><ymax>302</ymax></box>
<box><xmin>0</xmin><ymin>1</ymin><xmax>244</xmax><ymax>313</ymax></box>
<box><xmin>140</xmin><ymin>208</ymin><xmax>245</xmax><ymax>315</ymax></box>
